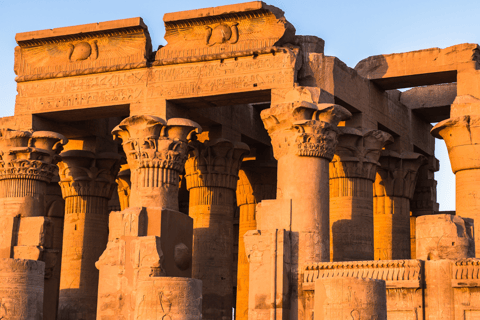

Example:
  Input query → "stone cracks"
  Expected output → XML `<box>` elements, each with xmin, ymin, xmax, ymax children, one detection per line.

<box><xmin>261</xmin><ymin>100</ymin><xmax>351</xmax><ymax>160</ymax></box>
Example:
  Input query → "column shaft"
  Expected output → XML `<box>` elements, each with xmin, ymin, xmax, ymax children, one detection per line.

<box><xmin>456</xmin><ymin>169</ymin><xmax>480</xmax><ymax>256</ymax></box>
<box><xmin>330</xmin><ymin>177</ymin><xmax>373</xmax><ymax>261</ymax></box>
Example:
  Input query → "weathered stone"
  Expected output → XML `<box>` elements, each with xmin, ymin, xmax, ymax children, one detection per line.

<box><xmin>314</xmin><ymin>277</ymin><xmax>387</xmax><ymax>320</ymax></box>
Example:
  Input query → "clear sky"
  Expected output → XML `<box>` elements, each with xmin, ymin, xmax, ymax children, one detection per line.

<box><xmin>1</xmin><ymin>0</ymin><xmax>479</xmax><ymax>210</ymax></box>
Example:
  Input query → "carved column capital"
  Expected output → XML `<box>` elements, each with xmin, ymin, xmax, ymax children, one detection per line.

<box><xmin>261</xmin><ymin>101</ymin><xmax>351</xmax><ymax>160</ymax></box>
<box><xmin>57</xmin><ymin>150</ymin><xmax>121</xmax><ymax>199</ymax></box>
<box><xmin>236</xmin><ymin>161</ymin><xmax>277</xmax><ymax>207</ymax></box>
<box><xmin>373</xmin><ymin>151</ymin><xmax>427</xmax><ymax>200</ymax></box>
<box><xmin>0</xmin><ymin>129</ymin><xmax>67</xmax><ymax>183</ymax></box>
<box><xmin>185</xmin><ymin>138</ymin><xmax>250</xmax><ymax>191</ymax></box>
<box><xmin>432</xmin><ymin>115</ymin><xmax>480</xmax><ymax>173</ymax></box>
<box><xmin>330</xmin><ymin>128</ymin><xmax>393</xmax><ymax>181</ymax></box>
<box><xmin>112</xmin><ymin>115</ymin><xmax>201</xmax><ymax>173</ymax></box>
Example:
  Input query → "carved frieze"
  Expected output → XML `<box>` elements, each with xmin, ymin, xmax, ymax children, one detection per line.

<box><xmin>261</xmin><ymin>99</ymin><xmax>351</xmax><ymax>160</ymax></box>
<box><xmin>156</xmin><ymin>2</ymin><xmax>295</xmax><ymax>63</ymax></box>
<box><xmin>15</xmin><ymin>17</ymin><xmax>151</xmax><ymax>82</ymax></box>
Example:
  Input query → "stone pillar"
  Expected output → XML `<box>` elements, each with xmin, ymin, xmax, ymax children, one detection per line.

<box><xmin>432</xmin><ymin>115</ymin><xmax>480</xmax><ymax>257</ymax></box>
<box><xmin>185</xmin><ymin>138</ymin><xmax>249</xmax><ymax>320</ymax></box>
<box><xmin>314</xmin><ymin>277</ymin><xmax>387</xmax><ymax>320</ymax></box>
<box><xmin>116</xmin><ymin>164</ymin><xmax>131</xmax><ymax>211</ymax></box>
<box><xmin>57</xmin><ymin>150</ymin><xmax>120</xmax><ymax>319</ymax></box>
<box><xmin>329</xmin><ymin>127</ymin><xmax>392</xmax><ymax>261</ymax></box>
<box><xmin>248</xmin><ymin>88</ymin><xmax>351</xmax><ymax>319</ymax></box>
<box><xmin>235</xmin><ymin>161</ymin><xmax>276</xmax><ymax>320</ymax></box>
<box><xmin>0</xmin><ymin>129</ymin><xmax>66</xmax><ymax>319</ymax></box>
<box><xmin>373</xmin><ymin>151</ymin><xmax>426</xmax><ymax>260</ymax></box>
<box><xmin>97</xmin><ymin>115</ymin><xmax>202</xmax><ymax>320</ymax></box>
<box><xmin>0</xmin><ymin>258</ymin><xmax>45</xmax><ymax>320</ymax></box>
<box><xmin>0</xmin><ymin>129</ymin><xmax>66</xmax><ymax>218</ymax></box>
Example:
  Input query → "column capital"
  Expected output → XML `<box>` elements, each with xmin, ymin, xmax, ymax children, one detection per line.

<box><xmin>185</xmin><ymin>138</ymin><xmax>250</xmax><ymax>190</ymax></box>
<box><xmin>330</xmin><ymin>128</ymin><xmax>392</xmax><ymax>181</ymax></box>
<box><xmin>112</xmin><ymin>115</ymin><xmax>201</xmax><ymax>173</ymax></box>
<box><xmin>57</xmin><ymin>150</ymin><xmax>121</xmax><ymax>199</ymax></box>
<box><xmin>236</xmin><ymin>161</ymin><xmax>277</xmax><ymax>207</ymax></box>
<box><xmin>432</xmin><ymin>115</ymin><xmax>480</xmax><ymax>173</ymax></box>
<box><xmin>261</xmin><ymin>100</ymin><xmax>351</xmax><ymax>160</ymax></box>
<box><xmin>373</xmin><ymin>151</ymin><xmax>427</xmax><ymax>200</ymax></box>
<box><xmin>0</xmin><ymin>129</ymin><xmax>67</xmax><ymax>183</ymax></box>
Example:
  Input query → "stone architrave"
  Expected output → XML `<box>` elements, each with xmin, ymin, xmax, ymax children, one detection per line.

<box><xmin>432</xmin><ymin>114</ymin><xmax>480</xmax><ymax>257</ymax></box>
<box><xmin>96</xmin><ymin>115</ymin><xmax>202</xmax><ymax>320</ymax></box>
<box><xmin>185</xmin><ymin>138</ymin><xmax>249</xmax><ymax>320</ymax></box>
<box><xmin>246</xmin><ymin>87</ymin><xmax>351</xmax><ymax>319</ymax></box>
<box><xmin>0</xmin><ymin>258</ymin><xmax>45</xmax><ymax>320</ymax></box>
<box><xmin>329</xmin><ymin>127</ymin><xmax>392</xmax><ymax>261</ymax></box>
<box><xmin>235</xmin><ymin>160</ymin><xmax>276</xmax><ymax>320</ymax></box>
<box><xmin>56</xmin><ymin>150</ymin><xmax>120</xmax><ymax>319</ymax></box>
<box><xmin>314</xmin><ymin>277</ymin><xmax>387</xmax><ymax>320</ymax></box>
<box><xmin>116</xmin><ymin>164</ymin><xmax>131</xmax><ymax>211</ymax></box>
<box><xmin>373</xmin><ymin>150</ymin><xmax>426</xmax><ymax>260</ymax></box>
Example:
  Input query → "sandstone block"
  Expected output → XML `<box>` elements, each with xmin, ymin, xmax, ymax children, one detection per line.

<box><xmin>0</xmin><ymin>215</ymin><xmax>18</xmax><ymax>258</ymax></box>
<box><xmin>16</xmin><ymin>216</ymin><xmax>54</xmax><ymax>248</ymax></box>
<box><xmin>108</xmin><ymin>207</ymin><xmax>147</xmax><ymax>241</ymax></box>
<box><xmin>314</xmin><ymin>277</ymin><xmax>387</xmax><ymax>320</ymax></box>
<box><xmin>416</xmin><ymin>214</ymin><xmax>474</xmax><ymax>260</ymax></box>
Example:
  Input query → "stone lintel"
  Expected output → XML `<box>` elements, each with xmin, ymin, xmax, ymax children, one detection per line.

<box><xmin>355</xmin><ymin>43</ymin><xmax>479</xmax><ymax>90</ymax></box>
<box><xmin>16</xmin><ymin>17</ymin><xmax>147</xmax><ymax>46</ymax></box>
<box><xmin>400</xmin><ymin>83</ymin><xmax>456</xmax><ymax>123</ymax></box>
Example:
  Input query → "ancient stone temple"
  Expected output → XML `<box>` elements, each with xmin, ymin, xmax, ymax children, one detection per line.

<box><xmin>0</xmin><ymin>1</ymin><xmax>479</xmax><ymax>319</ymax></box>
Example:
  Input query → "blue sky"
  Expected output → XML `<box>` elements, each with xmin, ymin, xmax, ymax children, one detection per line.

<box><xmin>1</xmin><ymin>0</ymin><xmax>479</xmax><ymax>210</ymax></box>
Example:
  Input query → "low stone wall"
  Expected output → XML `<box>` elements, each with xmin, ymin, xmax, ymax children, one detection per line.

<box><xmin>303</xmin><ymin>260</ymin><xmax>424</xmax><ymax>319</ymax></box>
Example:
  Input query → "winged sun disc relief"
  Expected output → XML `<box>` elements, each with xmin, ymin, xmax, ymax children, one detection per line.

<box><xmin>205</xmin><ymin>23</ymin><xmax>239</xmax><ymax>46</ymax></box>
<box><xmin>68</xmin><ymin>40</ymin><xmax>99</xmax><ymax>62</ymax></box>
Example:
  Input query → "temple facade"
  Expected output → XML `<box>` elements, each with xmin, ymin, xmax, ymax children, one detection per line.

<box><xmin>0</xmin><ymin>1</ymin><xmax>479</xmax><ymax>319</ymax></box>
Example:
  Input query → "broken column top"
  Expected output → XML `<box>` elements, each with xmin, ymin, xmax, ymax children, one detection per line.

<box><xmin>156</xmin><ymin>1</ymin><xmax>295</xmax><ymax>62</ymax></box>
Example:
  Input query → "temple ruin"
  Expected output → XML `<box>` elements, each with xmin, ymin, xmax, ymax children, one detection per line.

<box><xmin>0</xmin><ymin>1</ymin><xmax>479</xmax><ymax>319</ymax></box>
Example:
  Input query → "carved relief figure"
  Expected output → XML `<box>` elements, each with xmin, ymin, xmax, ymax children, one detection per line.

<box><xmin>68</xmin><ymin>40</ymin><xmax>98</xmax><ymax>61</ymax></box>
<box><xmin>205</xmin><ymin>23</ymin><xmax>239</xmax><ymax>46</ymax></box>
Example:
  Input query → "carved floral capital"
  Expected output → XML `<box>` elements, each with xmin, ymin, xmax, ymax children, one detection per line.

<box><xmin>185</xmin><ymin>138</ymin><xmax>250</xmax><ymax>190</ymax></box>
<box><xmin>373</xmin><ymin>150</ymin><xmax>427</xmax><ymax>199</ymax></box>
<box><xmin>0</xmin><ymin>129</ymin><xmax>67</xmax><ymax>182</ymax></box>
<box><xmin>57</xmin><ymin>150</ymin><xmax>121</xmax><ymax>199</ymax></box>
<box><xmin>112</xmin><ymin>115</ymin><xmax>201</xmax><ymax>173</ymax></box>
<box><xmin>432</xmin><ymin>115</ymin><xmax>480</xmax><ymax>173</ymax></box>
<box><xmin>330</xmin><ymin>127</ymin><xmax>393</xmax><ymax>181</ymax></box>
<box><xmin>261</xmin><ymin>100</ymin><xmax>351</xmax><ymax>160</ymax></box>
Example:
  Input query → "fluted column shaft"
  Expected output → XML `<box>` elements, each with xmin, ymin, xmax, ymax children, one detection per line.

<box><xmin>185</xmin><ymin>139</ymin><xmax>249</xmax><ymax>320</ymax></box>
<box><xmin>235</xmin><ymin>161</ymin><xmax>276</xmax><ymax>320</ymax></box>
<box><xmin>432</xmin><ymin>114</ymin><xmax>480</xmax><ymax>257</ymax></box>
<box><xmin>373</xmin><ymin>151</ymin><xmax>425</xmax><ymax>260</ymax></box>
<box><xmin>57</xmin><ymin>150</ymin><xmax>120</xmax><ymax>320</ymax></box>
<box><xmin>329</xmin><ymin>128</ymin><xmax>392</xmax><ymax>261</ymax></box>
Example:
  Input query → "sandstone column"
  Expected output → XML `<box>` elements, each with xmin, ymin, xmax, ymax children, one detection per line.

<box><xmin>314</xmin><ymin>277</ymin><xmax>387</xmax><ymax>320</ymax></box>
<box><xmin>0</xmin><ymin>129</ymin><xmax>67</xmax><ymax>319</ymax></box>
<box><xmin>329</xmin><ymin>127</ymin><xmax>392</xmax><ymax>261</ymax></box>
<box><xmin>432</xmin><ymin>115</ymin><xmax>480</xmax><ymax>257</ymax></box>
<box><xmin>185</xmin><ymin>138</ymin><xmax>249</xmax><ymax>320</ymax></box>
<box><xmin>247</xmin><ymin>90</ymin><xmax>351</xmax><ymax>319</ymax></box>
<box><xmin>116</xmin><ymin>164</ymin><xmax>131</xmax><ymax>211</ymax></box>
<box><xmin>235</xmin><ymin>160</ymin><xmax>276</xmax><ymax>320</ymax></box>
<box><xmin>373</xmin><ymin>151</ymin><xmax>426</xmax><ymax>260</ymax></box>
<box><xmin>57</xmin><ymin>150</ymin><xmax>120</xmax><ymax>319</ymax></box>
<box><xmin>97</xmin><ymin>115</ymin><xmax>203</xmax><ymax>320</ymax></box>
<box><xmin>0</xmin><ymin>258</ymin><xmax>45</xmax><ymax>319</ymax></box>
